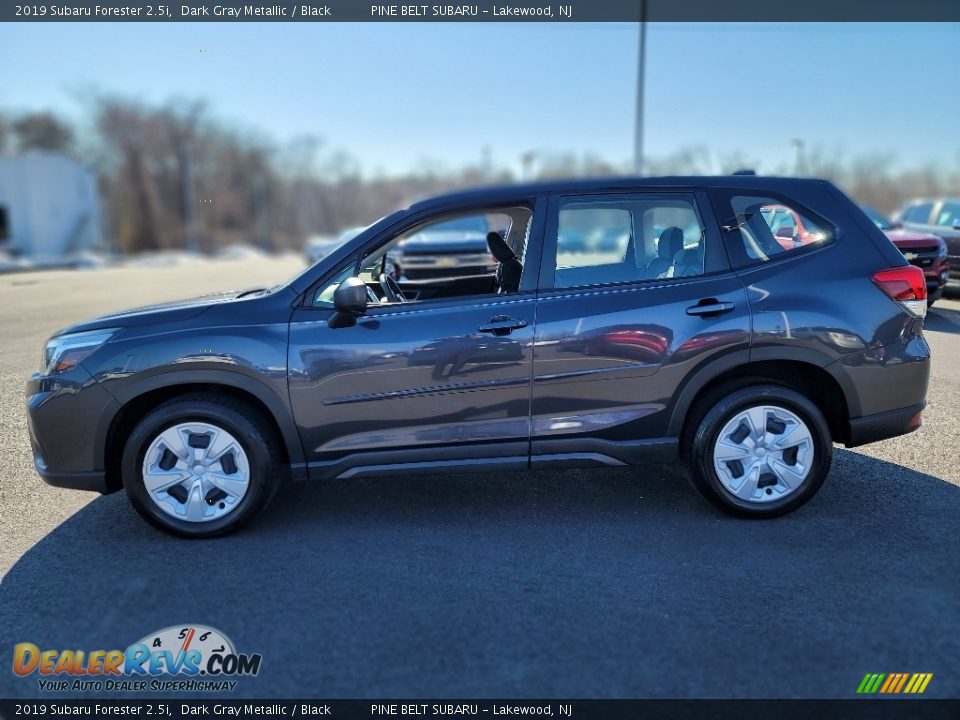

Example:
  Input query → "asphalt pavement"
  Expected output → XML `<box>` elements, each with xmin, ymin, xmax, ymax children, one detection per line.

<box><xmin>0</xmin><ymin>260</ymin><xmax>958</xmax><ymax>699</ymax></box>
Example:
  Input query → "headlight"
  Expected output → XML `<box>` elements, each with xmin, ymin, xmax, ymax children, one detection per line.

<box><xmin>937</xmin><ymin>240</ymin><xmax>948</xmax><ymax>259</ymax></box>
<box><xmin>42</xmin><ymin>328</ymin><xmax>119</xmax><ymax>375</ymax></box>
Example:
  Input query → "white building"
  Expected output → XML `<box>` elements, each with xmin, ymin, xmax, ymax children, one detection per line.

<box><xmin>0</xmin><ymin>151</ymin><xmax>102</xmax><ymax>264</ymax></box>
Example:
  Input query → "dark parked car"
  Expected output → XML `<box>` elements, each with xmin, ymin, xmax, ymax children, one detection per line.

<box><xmin>27</xmin><ymin>176</ymin><xmax>930</xmax><ymax>537</ymax></box>
<box><xmin>862</xmin><ymin>206</ymin><xmax>948</xmax><ymax>305</ymax></box>
<box><xmin>895</xmin><ymin>197</ymin><xmax>960</xmax><ymax>285</ymax></box>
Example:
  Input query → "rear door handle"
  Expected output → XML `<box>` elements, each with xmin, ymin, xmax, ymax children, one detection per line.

<box><xmin>479</xmin><ymin>315</ymin><xmax>528</xmax><ymax>335</ymax></box>
<box><xmin>686</xmin><ymin>300</ymin><xmax>735</xmax><ymax>317</ymax></box>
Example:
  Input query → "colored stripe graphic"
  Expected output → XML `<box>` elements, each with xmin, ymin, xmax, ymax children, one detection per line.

<box><xmin>857</xmin><ymin>673</ymin><xmax>932</xmax><ymax>694</ymax></box>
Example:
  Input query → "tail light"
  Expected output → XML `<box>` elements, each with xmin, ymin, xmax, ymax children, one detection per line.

<box><xmin>872</xmin><ymin>266</ymin><xmax>927</xmax><ymax>318</ymax></box>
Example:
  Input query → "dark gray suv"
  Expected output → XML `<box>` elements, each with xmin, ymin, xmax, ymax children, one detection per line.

<box><xmin>27</xmin><ymin>177</ymin><xmax>931</xmax><ymax>537</ymax></box>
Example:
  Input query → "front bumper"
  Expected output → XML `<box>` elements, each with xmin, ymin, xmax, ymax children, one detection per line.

<box><xmin>34</xmin><ymin>463</ymin><xmax>109</xmax><ymax>493</ymax></box>
<box><xmin>26</xmin><ymin>365</ymin><xmax>121</xmax><ymax>494</ymax></box>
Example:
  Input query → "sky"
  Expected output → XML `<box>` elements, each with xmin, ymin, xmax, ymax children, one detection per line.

<box><xmin>1</xmin><ymin>22</ymin><xmax>957</xmax><ymax>176</ymax></box>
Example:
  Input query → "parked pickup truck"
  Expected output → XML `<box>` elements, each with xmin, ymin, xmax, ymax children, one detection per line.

<box><xmin>391</xmin><ymin>216</ymin><xmax>497</xmax><ymax>280</ymax></box>
<box><xmin>894</xmin><ymin>197</ymin><xmax>960</xmax><ymax>286</ymax></box>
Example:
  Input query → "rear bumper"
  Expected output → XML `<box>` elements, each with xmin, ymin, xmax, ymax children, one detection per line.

<box><xmin>846</xmin><ymin>402</ymin><xmax>925</xmax><ymax>448</ymax></box>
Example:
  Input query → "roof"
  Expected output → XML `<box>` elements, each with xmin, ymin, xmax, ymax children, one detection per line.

<box><xmin>405</xmin><ymin>175</ymin><xmax>834</xmax><ymax>213</ymax></box>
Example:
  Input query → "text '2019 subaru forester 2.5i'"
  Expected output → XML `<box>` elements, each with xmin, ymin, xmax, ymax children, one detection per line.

<box><xmin>27</xmin><ymin>176</ymin><xmax>930</xmax><ymax>537</ymax></box>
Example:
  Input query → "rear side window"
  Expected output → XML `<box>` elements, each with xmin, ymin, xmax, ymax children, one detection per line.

<box><xmin>552</xmin><ymin>194</ymin><xmax>711</xmax><ymax>289</ymax></box>
<box><xmin>726</xmin><ymin>195</ymin><xmax>833</xmax><ymax>264</ymax></box>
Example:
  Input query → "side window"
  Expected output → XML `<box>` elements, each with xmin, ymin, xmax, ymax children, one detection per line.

<box><xmin>363</xmin><ymin>206</ymin><xmax>531</xmax><ymax>287</ymax></box>
<box><xmin>935</xmin><ymin>202</ymin><xmax>960</xmax><ymax>228</ymax></box>
<box><xmin>553</xmin><ymin>194</ymin><xmax>707</xmax><ymax>289</ymax></box>
<box><xmin>311</xmin><ymin>205</ymin><xmax>534</xmax><ymax>308</ymax></box>
<box><xmin>728</xmin><ymin>196</ymin><xmax>832</xmax><ymax>263</ymax></box>
<box><xmin>312</xmin><ymin>263</ymin><xmax>354</xmax><ymax>307</ymax></box>
<box><xmin>902</xmin><ymin>203</ymin><xmax>933</xmax><ymax>224</ymax></box>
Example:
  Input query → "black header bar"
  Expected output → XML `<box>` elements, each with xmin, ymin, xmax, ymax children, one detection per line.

<box><xmin>4</xmin><ymin>0</ymin><xmax>960</xmax><ymax>23</ymax></box>
<box><xmin>2</xmin><ymin>699</ymin><xmax>960</xmax><ymax>720</ymax></box>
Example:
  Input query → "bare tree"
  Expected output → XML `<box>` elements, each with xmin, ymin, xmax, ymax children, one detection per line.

<box><xmin>12</xmin><ymin>112</ymin><xmax>75</xmax><ymax>154</ymax></box>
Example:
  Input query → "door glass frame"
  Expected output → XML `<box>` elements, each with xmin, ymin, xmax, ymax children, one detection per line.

<box><xmin>300</xmin><ymin>194</ymin><xmax>548</xmax><ymax>311</ymax></box>
<box><xmin>536</xmin><ymin>188</ymin><xmax>729</xmax><ymax>294</ymax></box>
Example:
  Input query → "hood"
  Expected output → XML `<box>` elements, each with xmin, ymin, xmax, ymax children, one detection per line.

<box><xmin>398</xmin><ymin>231</ymin><xmax>491</xmax><ymax>255</ymax></box>
<box><xmin>54</xmin><ymin>288</ymin><xmax>260</xmax><ymax>336</ymax></box>
<box><xmin>883</xmin><ymin>229</ymin><xmax>944</xmax><ymax>248</ymax></box>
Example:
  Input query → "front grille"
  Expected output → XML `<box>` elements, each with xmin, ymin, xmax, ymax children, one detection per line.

<box><xmin>900</xmin><ymin>246</ymin><xmax>940</xmax><ymax>269</ymax></box>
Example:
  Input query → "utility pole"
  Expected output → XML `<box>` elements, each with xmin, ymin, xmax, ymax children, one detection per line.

<box><xmin>179</xmin><ymin>138</ymin><xmax>199</xmax><ymax>255</ymax></box>
<box><xmin>633</xmin><ymin>0</ymin><xmax>648</xmax><ymax>176</ymax></box>
<box><xmin>791</xmin><ymin>138</ymin><xmax>806</xmax><ymax>176</ymax></box>
<box><xmin>520</xmin><ymin>151</ymin><xmax>537</xmax><ymax>181</ymax></box>
<box><xmin>481</xmin><ymin>145</ymin><xmax>492</xmax><ymax>182</ymax></box>
<box><xmin>252</xmin><ymin>176</ymin><xmax>271</xmax><ymax>252</ymax></box>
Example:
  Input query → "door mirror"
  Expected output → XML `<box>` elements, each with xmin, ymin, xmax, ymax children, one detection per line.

<box><xmin>328</xmin><ymin>276</ymin><xmax>368</xmax><ymax>328</ymax></box>
<box><xmin>775</xmin><ymin>226</ymin><xmax>795</xmax><ymax>239</ymax></box>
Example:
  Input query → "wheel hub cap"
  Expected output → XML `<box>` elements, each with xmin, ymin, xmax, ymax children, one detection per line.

<box><xmin>142</xmin><ymin>421</ymin><xmax>250</xmax><ymax>523</ymax></box>
<box><xmin>712</xmin><ymin>404</ymin><xmax>814</xmax><ymax>504</ymax></box>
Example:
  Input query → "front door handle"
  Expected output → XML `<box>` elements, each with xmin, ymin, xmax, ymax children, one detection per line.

<box><xmin>686</xmin><ymin>299</ymin><xmax>735</xmax><ymax>317</ymax></box>
<box><xmin>478</xmin><ymin>315</ymin><xmax>528</xmax><ymax>336</ymax></box>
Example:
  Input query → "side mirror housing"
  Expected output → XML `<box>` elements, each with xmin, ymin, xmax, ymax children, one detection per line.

<box><xmin>328</xmin><ymin>277</ymin><xmax>368</xmax><ymax>328</ymax></box>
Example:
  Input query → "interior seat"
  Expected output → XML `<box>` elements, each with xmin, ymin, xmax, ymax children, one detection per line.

<box><xmin>642</xmin><ymin>227</ymin><xmax>684</xmax><ymax>279</ymax></box>
<box><xmin>486</xmin><ymin>231</ymin><xmax>523</xmax><ymax>293</ymax></box>
<box><xmin>672</xmin><ymin>245</ymin><xmax>704</xmax><ymax>277</ymax></box>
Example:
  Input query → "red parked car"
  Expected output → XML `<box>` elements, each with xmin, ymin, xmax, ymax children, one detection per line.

<box><xmin>862</xmin><ymin>206</ymin><xmax>948</xmax><ymax>306</ymax></box>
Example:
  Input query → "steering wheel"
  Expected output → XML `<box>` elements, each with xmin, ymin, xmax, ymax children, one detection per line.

<box><xmin>379</xmin><ymin>273</ymin><xmax>407</xmax><ymax>303</ymax></box>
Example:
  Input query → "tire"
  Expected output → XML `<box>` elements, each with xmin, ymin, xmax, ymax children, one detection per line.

<box><xmin>685</xmin><ymin>384</ymin><xmax>832</xmax><ymax>518</ymax></box>
<box><xmin>122</xmin><ymin>394</ymin><xmax>284</xmax><ymax>538</ymax></box>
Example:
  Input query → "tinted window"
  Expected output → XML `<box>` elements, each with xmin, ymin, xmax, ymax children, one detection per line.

<box><xmin>729</xmin><ymin>196</ymin><xmax>832</xmax><ymax>263</ymax></box>
<box><xmin>902</xmin><ymin>203</ymin><xmax>933</xmax><ymax>224</ymax></box>
<box><xmin>935</xmin><ymin>202</ymin><xmax>960</xmax><ymax>227</ymax></box>
<box><xmin>553</xmin><ymin>195</ymin><xmax>707</xmax><ymax>289</ymax></box>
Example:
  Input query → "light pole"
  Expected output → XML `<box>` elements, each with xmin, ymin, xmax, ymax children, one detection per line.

<box><xmin>633</xmin><ymin>0</ymin><xmax>648</xmax><ymax>176</ymax></box>
<box><xmin>791</xmin><ymin>138</ymin><xmax>806</xmax><ymax>176</ymax></box>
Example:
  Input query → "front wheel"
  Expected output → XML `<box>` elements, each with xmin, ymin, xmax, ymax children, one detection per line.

<box><xmin>122</xmin><ymin>395</ymin><xmax>283</xmax><ymax>538</ymax></box>
<box><xmin>686</xmin><ymin>384</ymin><xmax>832</xmax><ymax>518</ymax></box>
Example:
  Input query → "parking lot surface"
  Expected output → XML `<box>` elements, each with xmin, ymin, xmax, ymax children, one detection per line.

<box><xmin>0</xmin><ymin>260</ymin><xmax>957</xmax><ymax>698</ymax></box>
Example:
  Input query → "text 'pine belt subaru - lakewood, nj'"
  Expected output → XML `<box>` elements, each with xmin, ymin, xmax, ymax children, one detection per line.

<box><xmin>26</xmin><ymin>176</ymin><xmax>930</xmax><ymax>537</ymax></box>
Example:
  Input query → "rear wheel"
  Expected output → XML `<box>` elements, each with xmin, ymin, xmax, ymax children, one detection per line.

<box><xmin>686</xmin><ymin>384</ymin><xmax>832</xmax><ymax>517</ymax></box>
<box><xmin>122</xmin><ymin>395</ymin><xmax>283</xmax><ymax>537</ymax></box>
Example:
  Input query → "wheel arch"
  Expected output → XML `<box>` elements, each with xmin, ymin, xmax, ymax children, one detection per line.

<box><xmin>668</xmin><ymin>350</ymin><xmax>855</xmax><ymax>448</ymax></box>
<box><xmin>100</xmin><ymin>370</ymin><xmax>305</xmax><ymax>492</ymax></box>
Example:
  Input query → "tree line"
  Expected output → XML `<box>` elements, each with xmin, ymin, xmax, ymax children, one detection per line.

<box><xmin>1</xmin><ymin>99</ymin><xmax>957</xmax><ymax>255</ymax></box>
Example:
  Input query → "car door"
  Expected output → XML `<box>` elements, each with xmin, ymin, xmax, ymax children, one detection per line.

<box><xmin>529</xmin><ymin>189</ymin><xmax>751</xmax><ymax>466</ymax></box>
<box><xmin>287</xmin><ymin>197</ymin><xmax>545</xmax><ymax>479</ymax></box>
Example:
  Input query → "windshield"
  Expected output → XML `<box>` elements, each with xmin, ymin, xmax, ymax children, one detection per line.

<box><xmin>862</xmin><ymin>206</ymin><xmax>893</xmax><ymax>231</ymax></box>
